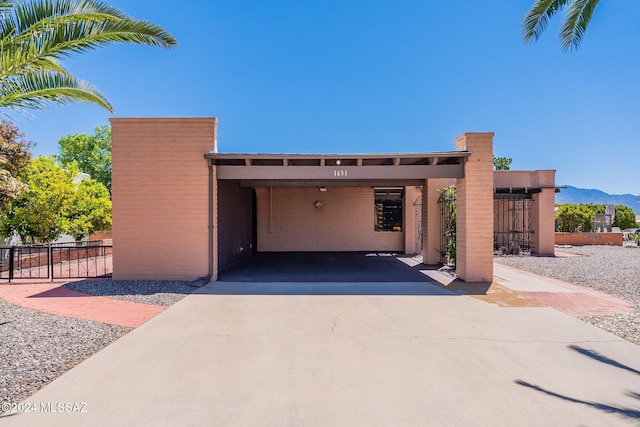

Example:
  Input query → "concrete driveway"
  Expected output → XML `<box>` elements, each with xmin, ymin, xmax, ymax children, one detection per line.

<box><xmin>3</xmin><ymin>256</ymin><xmax>640</xmax><ymax>426</ymax></box>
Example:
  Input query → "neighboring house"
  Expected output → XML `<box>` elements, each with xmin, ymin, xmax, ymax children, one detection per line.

<box><xmin>110</xmin><ymin>118</ymin><xmax>556</xmax><ymax>283</ymax></box>
<box><xmin>73</xmin><ymin>172</ymin><xmax>91</xmax><ymax>184</ymax></box>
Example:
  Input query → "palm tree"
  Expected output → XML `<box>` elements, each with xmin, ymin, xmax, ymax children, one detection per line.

<box><xmin>0</xmin><ymin>0</ymin><xmax>177</xmax><ymax>113</ymax></box>
<box><xmin>522</xmin><ymin>0</ymin><xmax>600</xmax><ymax>52</ymax></box>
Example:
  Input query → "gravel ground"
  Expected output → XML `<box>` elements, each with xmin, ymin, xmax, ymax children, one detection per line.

<box><xmin>1</xmin><ymin>280</ymin><xmax>197</xmax><ymax>411</ymax></box>
<box><xmin>0</xmin><ymin>300</ymin><xmax>131</xmax><ymax>410</ymax></box>
<box><xmin>495</xmin><ymin>245</ymin><xmax>640</xmax><ymax>346</ymax></box>
<box><xmin>64</xmin><ymin>280</ymin><xmax>196</xmax><ymax>306</ymax></box>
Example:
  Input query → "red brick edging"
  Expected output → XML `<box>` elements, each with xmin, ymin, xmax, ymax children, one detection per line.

<box><xmin>0</xmin><ymin>283</ymin><xmax>165</xmax><ymax>328</ymax></box>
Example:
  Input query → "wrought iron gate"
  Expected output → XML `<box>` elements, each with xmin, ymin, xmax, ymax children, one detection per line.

<box><xmin>438</xmin><ymin>186</ymin><xmax>456</xmax><ymax>266</ymax></box>
<box><xmin>493</xmin><ymin>194</ymin><xmax>532</xmax><ymax>253</ymax></box>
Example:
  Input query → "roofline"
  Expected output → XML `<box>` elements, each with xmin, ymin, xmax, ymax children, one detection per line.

<box><xmin>205</xmin><ymin>151</ymin><xmax>469</xmax><ymax>159</ymax></box>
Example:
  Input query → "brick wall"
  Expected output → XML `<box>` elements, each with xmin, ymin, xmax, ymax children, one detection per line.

<box><xmin>256</xmin><ymin>186</ymin><xmax>404</xmax><ymax>252</ymax></box>
<box><xmin>111</xmin><ymin>118</ymin><xmax>216</xmax><ymax>280</ymax></box>
<box><xmin>556</xmin><ymin>233</ymin><xmax>623</xmax><ymax>246</ymax></box>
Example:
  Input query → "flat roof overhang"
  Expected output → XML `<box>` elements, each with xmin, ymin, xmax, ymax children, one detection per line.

<box><xmin>205</xmin><ymin>152</ymin><xmax>469</xmax><ymax>187</ymax></box>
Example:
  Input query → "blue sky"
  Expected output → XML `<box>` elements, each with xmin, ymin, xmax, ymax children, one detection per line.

<box><xmin>11</xmin><ymin>0</ymin><xmax>640</xmax><ymax>195</ymax></box>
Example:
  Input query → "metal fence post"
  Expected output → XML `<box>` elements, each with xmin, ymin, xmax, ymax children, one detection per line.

<box><xmin>49</xmin><ymin>245</ymin><xmax>53</xmax><ymax>281</ymax></box>
<box><xmin>8</xmin><ymin>247</ymin><xmax>14</xmax><ymax>282</ymax></box>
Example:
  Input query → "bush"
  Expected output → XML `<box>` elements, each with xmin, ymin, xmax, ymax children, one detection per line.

<box><xmin>555</xmin><ymin>204</ymin><xmax>594</xmax><ymax>232</ymax></box>
<box><xmin>499</xmin><ymin>243</ymin><xmax>522</xmax><ymax>255</ymax></box>
<box><xmin>613</xmin><ymin>205</ymin><xmax>639</xmax><ymax>230</ymax></box>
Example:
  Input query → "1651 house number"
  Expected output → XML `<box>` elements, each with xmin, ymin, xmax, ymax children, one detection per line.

<box><xmin>333</xmin><ymin>170</ymin><xmax>348</xmax><ymax>177</ymax></box>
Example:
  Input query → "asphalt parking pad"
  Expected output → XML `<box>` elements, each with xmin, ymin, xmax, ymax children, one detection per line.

<box><xmin>219</xmin><ymin>252</ymin><xmax>438</xmax><ymax>283</ymax></box>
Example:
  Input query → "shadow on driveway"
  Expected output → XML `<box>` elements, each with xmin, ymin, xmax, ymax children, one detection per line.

<box><xmin>220</xmin><ymin>252</ymin><xmax>440</xmax><ymax>283</ymax></box>
<box><xmin>515</xmin><ymin>380</ymin><xmax>640</xmax><ymax>421</ymax></box>
<box><xmin>209</xmin><ymin>252</ymin><xmax>458</xmax><ymax>296</ymax></box>
<box><xmin>516</xmin><ymin>345</ymin><xmax>640</xmax><ymax>422</ymax></box>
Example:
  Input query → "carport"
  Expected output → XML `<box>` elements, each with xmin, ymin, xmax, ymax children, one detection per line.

<box><xmin>201</xmin><ymin>131</ymin><xmax>499</xmax><ymax>283</ymax></box>
<box><xmin>209</xmin><ymin>151</ymin><xmax>468</xmax><ymax>275</ymax></box>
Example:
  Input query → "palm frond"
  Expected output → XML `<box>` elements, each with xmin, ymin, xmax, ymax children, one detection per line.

<box><xmin>1</xmin><ymin>0</ymin><xmax>176</xmax><ymax>78</ymax></box>
<box><xmin>8</xmin><ymin>0</ymin><xmax>177</xmax><ymax>48</ymax></box>
<box><xmin>1</xmin><ymin>17</ymin><xmax>176</xmax><ymax>78</ymax></box>
<box><xmin>0</xmin><ymin>0</ymin><xmax>177</xmax><ymax>113</ymax></box>
<box><xmin>0</xmin><ymin>70</ymin><xmax>112</xmax><ymax>112</ymax></box>
<box><xmin>522</xmin><ymin>0</ymin><xmax>570</xmax><ymax>44</ymax></box>
<box><xmin>559</xmin><ymin>0</ymin><xmax>600</xmax><ymax>51</ymax></box>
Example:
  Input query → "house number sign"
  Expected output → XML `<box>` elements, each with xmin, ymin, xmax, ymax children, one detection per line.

<box><xmin>333</xmin><ymin>169</ymin><xmax>348</xmax><ymax>177</ymax></box>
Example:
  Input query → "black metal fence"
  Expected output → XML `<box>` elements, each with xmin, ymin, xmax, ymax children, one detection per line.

<box><xmin>0</xmin><ymin>241</ymin><xmax>112</xmax><ymax>281</ymax></box>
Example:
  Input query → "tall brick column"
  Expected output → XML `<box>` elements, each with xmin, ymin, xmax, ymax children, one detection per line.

<box><xmin>531</xmin><ymin>188</ymin><xmax>556</xmax><ymax>255</ymax></box>
<box><xmin>455</xmin><ymin>133</ymin><xmax>494</xmax><ymax>282</ymax></box>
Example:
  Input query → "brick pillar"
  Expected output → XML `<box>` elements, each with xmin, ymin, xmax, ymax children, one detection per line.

<box><xmin>455</xmin><ymin>133</ymin><xmax>494</xmax><ymax>282</ymax></box>
<box><xmin>422</xmin><ymin>178</ymin><xmax>453</xmax><ymax>264</ymax></box>
<box><xmin>531</xmin><ymin>188</ymin><xmax>556</xmax><ymax>255</ymax></box>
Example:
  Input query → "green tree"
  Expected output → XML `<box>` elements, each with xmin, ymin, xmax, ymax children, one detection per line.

<box><xmin>493</xmin><ymin>156</ymin><xmax>512</xmax><ymax>171</ymax></box>
<box><xmin>523</xmin><ymin>0</ymin><xmax>600</xmax><ymax>52</ymax></box>
<box><xmin>613</xmin><ymin>205</ymin><xmax>639</xmax><ymax>230</ymax></box>
<box><xmin>0</xmin><ymin>0</ymin><xmax>177</xmax><ymax>113</ymax></box>
<box><xmin>66</xmin><ymin>178</ymin><xmax>111</xmax><ymax>241</ymax></box>
<box><xmin>584</xmin><ymin>203</ymin><xmax>605</xmax><ymax>214</ymax></box>
<box><xmin>58</xmin><ymin>125</ymin><xmax>111</xmax><ymax>192</ymax></box>
<box><xmin>0</xmin><ymin>156</ymin><xmax>76</xmax><ymax>243</ymax></box>
<box><xmin>555</xmin><ymin>203</ymin><xmax>594</xmax><ymax>232</ymax></box>
<box><xmin>0</xmin><ymin>119</ymin><xmax>32</xmax><ymax>208</ymax></box>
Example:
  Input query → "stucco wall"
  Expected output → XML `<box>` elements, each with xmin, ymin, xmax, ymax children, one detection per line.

<box><xmin>531</xmin><ymin>188</ymin><xmax>556</xmax><ymax>255</ymax></box>
<box><xmin>111</xmin><ymin>118</ymin><xmax>216</xmax><ymax>280</ymax></box>
<box><xmin>256</xmin><ymin>186</ymin><xmax>404</xmax><ymax>252</ymax></box>
<box><xmin>494</xmin><ymin>170</ymin><xmax>556</xmax><ymax>189</ymax></box>
<box><xmin>404</xmin><ymin>185</ymin><xmax>422</xmax><ymax>254</ymax></box>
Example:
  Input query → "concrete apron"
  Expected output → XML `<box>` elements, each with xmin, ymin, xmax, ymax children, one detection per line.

<box><xmin>3</xmin><ymin>280</ymin><xmax>640</xmax><ymax>427</ymax></box>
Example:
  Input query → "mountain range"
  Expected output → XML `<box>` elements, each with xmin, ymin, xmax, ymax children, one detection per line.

<box><xmin>556</xmin><ymin>186</ymin><xmax>640</xmax><ymax>214</ymax></box>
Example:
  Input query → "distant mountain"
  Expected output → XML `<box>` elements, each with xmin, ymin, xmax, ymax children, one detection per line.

<box><xmin>556</xmin><ymin>186</ymin><xmax>640</xmax><ymax>214</ymax></box>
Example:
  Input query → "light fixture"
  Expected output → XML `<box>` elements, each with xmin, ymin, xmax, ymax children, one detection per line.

<box><xmin>336</xmin><ymin>159</ymin><xmax>341</xmax><ymax>166</ymax></box>
<box><xmin>319</xmin><ymin>187</ymin><xmax>327</xmax><ymax>192</ymax></box>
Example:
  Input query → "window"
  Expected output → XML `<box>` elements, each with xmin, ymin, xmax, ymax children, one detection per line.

<box><xmin>374</xmin><ymin>188</ymin><xmax>403</xmax><ymax>232</ymax></box>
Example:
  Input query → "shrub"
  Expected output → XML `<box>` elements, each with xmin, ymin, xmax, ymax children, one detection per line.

<box><xmin>555</xmin><ymin>204</ymin><xmax>594</xmax><ymax>232</ymax></box>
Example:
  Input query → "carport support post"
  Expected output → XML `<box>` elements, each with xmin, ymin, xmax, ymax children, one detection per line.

<box><xmin>455</xmin><ymin>133</ymin><xmax>494</xmax><ymax>282</ymax></box>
